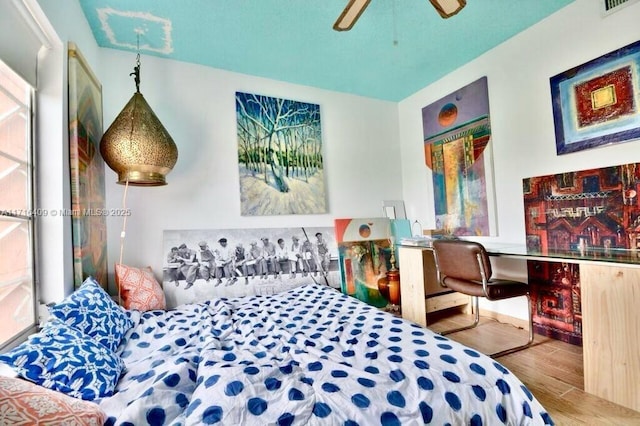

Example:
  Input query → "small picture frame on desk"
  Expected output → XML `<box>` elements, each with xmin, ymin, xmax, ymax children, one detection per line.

<box><xmin>382</xmin><ymin>200</ymin><xmax>406</xmax><ymax>220</ymax></box>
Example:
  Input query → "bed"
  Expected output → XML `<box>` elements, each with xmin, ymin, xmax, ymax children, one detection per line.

<box><xmin>0</xmin><ymin>278</ymin><xmax>554</xmax><ymax>425</ymax></box>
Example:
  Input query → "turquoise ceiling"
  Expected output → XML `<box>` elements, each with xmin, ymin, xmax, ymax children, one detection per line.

<box><xmin>78</xmin><ymin>0</ymin><xmax>574</xmax><ymax>101</ymax></box>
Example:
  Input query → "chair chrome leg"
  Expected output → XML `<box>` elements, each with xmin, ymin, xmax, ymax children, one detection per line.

<box><xmin>440</xmin><ymin>296</ymin><xmax>480</xmax><ymax>336</ymax></box>
<box><xmin>490</xmin><ymin>293</ymin><xmax>534</xmax><ymax>358</ymax></box>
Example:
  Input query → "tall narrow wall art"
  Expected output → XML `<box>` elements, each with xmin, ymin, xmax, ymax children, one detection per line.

<box><xmin>68</xmin><ymin>43</ymin><xmax>107</xmax><ymax>288</ymax></box>
<box><xmin>421</xmin><ymin>77</ymin><xmax>497</xmax><ymax>236</ymax></box>
<box><xmin>236</xmin><ymin>92</ymin><xmax>327</xmax><ymax>216</ymax></box>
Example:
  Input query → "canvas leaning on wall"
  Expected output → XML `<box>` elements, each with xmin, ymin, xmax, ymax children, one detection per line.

<box><xmin>523</xmin><ymin>162</ymin><xmax>640</xmax><ymax>255</ymax></box>
<box><xmin>334</xmin><ymin>217</ymin><xmax>394</xmax><ymax>308</ymax></box>
<box><xmin>68</xmin><ymin>42</ymin><xmax>108</xmax><ymax>288</ymax></box>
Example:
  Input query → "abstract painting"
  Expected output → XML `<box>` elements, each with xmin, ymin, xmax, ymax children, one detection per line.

<box><xmin>334</xmin><ymin>217</ymin><xmax>392</xmax><ymax>308</ymax></box>
<box><xmin>523</xmin><ymin>162</ymin><xmax>640</xmax><ymax>255</ymax></box>
<box><xmin>421</xmin><ymin>77</ymin><xmax>497</xmax><ymax>236</ymax></box>
<box><xmin>162</xmin><ymin>226</ymin><xmax>339</xmax><ymax>308</ymax></box>
<box><xmin>236</xmin><ymin>92</ymin><xmax>327</xmax><ymax>216</ymax></box>
<box><xmin>528</xmin><ymin>260</ymin><xmax>582</xmax><ymax>346</ymax></box>
<box><xmin>550</xmin><ymin>40</ymin><xmax>640</xmax><ymax>155</ymax></box>
<box><xmin>68</xmin><ymin>43</ymin><xmax>107</xmax><ymax>288</ymax></box>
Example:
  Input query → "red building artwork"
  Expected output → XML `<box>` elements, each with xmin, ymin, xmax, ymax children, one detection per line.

<box><xmin>523</xmin><ymin>162</ymin><xmax>640</xmax><ymax>254</ymax></box>
<box><xmin>527</xmin><ymin>261</ymin><xmax>582</xmax><ymax>345</ymax></box>
<box><xmin>522</xmin><ymin>162</ymin><xmax>640</xmax><ymax>345</ymax></box>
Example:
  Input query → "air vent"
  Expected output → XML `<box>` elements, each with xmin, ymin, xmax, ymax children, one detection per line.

<box><xmin>602</xmin><ymin>0</ymin><xmax>640</xmax><ymax>15</ymax></box>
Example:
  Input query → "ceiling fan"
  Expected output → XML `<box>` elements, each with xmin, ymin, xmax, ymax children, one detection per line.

<box><xmin>333</xmin><ymin>0</ymin><xmax>467</xmax><ymax>31</ymax></box>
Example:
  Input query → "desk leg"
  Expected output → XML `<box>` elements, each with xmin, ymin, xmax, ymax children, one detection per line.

<box><xmin>399</xmin><ymin>247</ymin><xmax>428</xmax><ymax>327</ymax></box>
<box><xmin>398</xmin><ymin>246</ymin><xmax>470</xmax><ymax>328</ymax></box>
<box><xmin>581</xmin><ymin>263</ymin><xmax>640</xmax><ymax>412</ymax></box>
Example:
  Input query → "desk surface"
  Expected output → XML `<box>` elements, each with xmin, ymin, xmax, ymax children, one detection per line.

<box><xmin>482</xmin><ymin>242</ymin><xmax>640</xmax><ymax>267</ymax></box>
<box><xmin>400</xmin><ymin>241</ymin><xmax>640</xmax><ymax>267</ymax></box>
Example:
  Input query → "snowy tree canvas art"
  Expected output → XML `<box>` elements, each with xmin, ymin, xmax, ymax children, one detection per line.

<box><xmin>236</xmin><ymin>92</ymin><xmax>327</xmax><ymax>215</ymax></box>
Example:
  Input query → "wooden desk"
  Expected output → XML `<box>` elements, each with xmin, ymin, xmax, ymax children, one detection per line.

<box><xmin>399</xmin><ymin>243</ymin><xmax>640</xmax><ymax>412</ymax></box>
<box><xmin>579</xmin><ymin>263</ymin><xmax>640</xmax><ymax>412</ymax></box>
<box><xmin>398</xmin><ymin>246</ymin><xmax>470</xmax><ymax>328</ymax></box>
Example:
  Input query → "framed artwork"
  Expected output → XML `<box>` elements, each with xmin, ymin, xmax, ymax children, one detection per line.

<box><xmin>527</xmin><ymin>260</ymin><xmax>582</xmax><ymax>346</ymax></box>
<box><xmin>68</xmin><ymin>42</ymin><xmax>107</xmax><ymax>288</ymax></box>
<box><xmin>236</xmin><ymin>92</ymin><xmax>327</xmax><ymax>216</ymax></box>
<box><xmin>550</xmin><ymin>39</ymin><xmax>640</xmax><ymax>155</ymax></box>
<box><xmin>523</xmin><ymin>162</ymin><xmax>640</xmax><ymax>256</ymax></box>
<box><xmin>421</xmin><ymin>76</ymin><xmax>497</xmax><ymax>236</ymax></box>
<box><xmin>334</xmin><ymin>217</ymin><xmax>392</xmax><ymax>307</ymax></box>
<box><xmin>162</xmin><ymin>227</ymin><xmax>339</xmax><ymax>308</ymax></box>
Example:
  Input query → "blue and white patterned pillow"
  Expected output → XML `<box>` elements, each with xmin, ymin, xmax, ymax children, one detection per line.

<box><xmin>49</xmin><ymin>276</ymin><xmax>133</xmax><ymax>352</ymax></box>
<box><xmin>0</xmin><ymin>319</ymin><xmax>125</xmax><ymax>400</ymax></box>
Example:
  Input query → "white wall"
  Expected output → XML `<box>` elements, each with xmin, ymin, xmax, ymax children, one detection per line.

<box><xmin>398</xmin><ymin>0</ymin><xmax>640</xmax><ymax>318</ymax></box>
<box><xmin>99</xmin><ymin>52</ymin><xmax>402</xmax><ymax>292</ymax></box>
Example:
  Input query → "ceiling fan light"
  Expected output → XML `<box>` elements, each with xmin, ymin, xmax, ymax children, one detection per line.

<box><xmin>429</xmin><ymin>0</ymin><xmax>466</xmax><ymax>18</ymax></box>
<box><xmin>333</xmin><ymin>0</ymin><xmax>371</xmax><ymax>31</ymax></box>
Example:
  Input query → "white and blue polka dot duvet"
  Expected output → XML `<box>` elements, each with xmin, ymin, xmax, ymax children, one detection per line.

<box><xmin>99</xmin><ymin>284</ymin><xmax>554</xmax><ymax>425</ymax></box>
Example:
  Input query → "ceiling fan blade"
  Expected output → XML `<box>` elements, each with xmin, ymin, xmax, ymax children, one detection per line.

<box><xmin>429</xmin><ymin>0</ymin><xmax>467</xmax><ymax>19</ymax></box>
<box><xmin>333</xmin><ymin>0</ymin><xmax>371</xmax><ymax>31</ymax></box>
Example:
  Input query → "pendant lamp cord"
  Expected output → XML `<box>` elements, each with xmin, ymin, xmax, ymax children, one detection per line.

<box><xmin>117</xmin><ymin>178</ymin><xmax>130</xmax><ymax>306</ymax></box>
<box><xmin>116</xmin><ymin>35</ymin><xmax>141</xmax><ymax>305</ymax></box>
<box><xmin>130</xmin><ymin>33</ymin><xmax>141</xmax><ymax>93</ymax></box>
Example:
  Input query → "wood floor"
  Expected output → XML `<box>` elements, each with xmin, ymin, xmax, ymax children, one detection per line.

<box><xmin>426</xmin><ymin>311</ymin><xmax>640</xmax><ymax>425</ymax></box>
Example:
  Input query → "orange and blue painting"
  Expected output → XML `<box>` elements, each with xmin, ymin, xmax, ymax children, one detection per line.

<box><xmin>68</xmin><ymin>44</ymin><xmax>107</xmax><ymax>288</ymax></box>
<box><xmin>421</xmin><ymin>77</ymin><xmax>496</xmax><ymax>236</ymax></box>
<box><xmin>334</xmin><ymin>218</ymin><xmax>392</xmax><ymax>308</ymax></box>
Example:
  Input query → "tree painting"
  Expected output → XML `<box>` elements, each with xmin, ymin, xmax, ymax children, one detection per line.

<box><xmin>236</xmin><ymin>92</ymin><xmax>327</xmax><ymax>216</ymax></box>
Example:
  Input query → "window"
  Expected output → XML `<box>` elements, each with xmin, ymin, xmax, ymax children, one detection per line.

<box><xmin>0</xmin><ymin>59</ymin><xmax>36</xmax><ymax>350</ymax></box>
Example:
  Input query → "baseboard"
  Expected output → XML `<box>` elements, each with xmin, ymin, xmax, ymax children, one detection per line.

<box><xmin>478</xmin><ymin>308</ymin><xmax>529</xmax><ymax>330</ymax></box>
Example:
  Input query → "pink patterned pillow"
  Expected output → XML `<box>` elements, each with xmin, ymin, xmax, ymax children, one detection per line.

<box><xmin>0</xmin><ymin>375</ymin><xmax>106</xmax><ymax>425</ymax></box>
<box><xmin>115</xmin><ymin>264</ymin><xmax>166</xmax><ymax>311</ymax></box>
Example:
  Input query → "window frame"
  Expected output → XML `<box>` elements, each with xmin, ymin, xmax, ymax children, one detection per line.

<box><xmin>0</xmin><ymin>61</ymin><xmax>38</xmax><ymax>351</ymax></box>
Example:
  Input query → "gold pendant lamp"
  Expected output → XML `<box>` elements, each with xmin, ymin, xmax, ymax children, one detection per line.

<box><xmin>100</xmin><ymin>39</ymin><xmax>178</xmax><ymax>186</ymax></box>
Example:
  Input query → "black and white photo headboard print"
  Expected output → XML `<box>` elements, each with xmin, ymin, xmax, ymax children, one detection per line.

<box><xmin>162</xmin><ymin>227</ymin><xmax>340</xmax><ymax>308</ymax></box>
